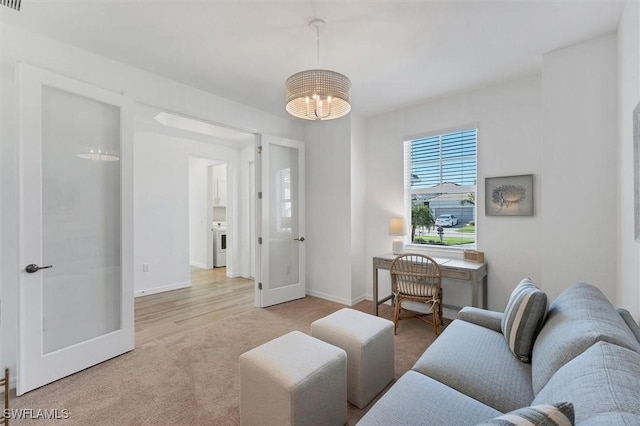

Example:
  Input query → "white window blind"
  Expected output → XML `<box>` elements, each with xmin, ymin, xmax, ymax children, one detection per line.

<box><xmin>405</xmin><ymin>128</ymin><xmax>477</xmax><ymax>247</ymax></box>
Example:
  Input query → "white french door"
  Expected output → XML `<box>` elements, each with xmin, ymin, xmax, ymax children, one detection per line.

<box><xmin>17</xmin><ymin>64</ymin><xmax>134</xmax><ymax>395</ymax></box>
<box><xmin>256</xmin><ymin>134</ymin><xmax>305</xmax><ymax>307</ymax></box>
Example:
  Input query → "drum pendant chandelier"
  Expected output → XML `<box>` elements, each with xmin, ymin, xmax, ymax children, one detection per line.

<box><xmin>285</xmin><ymin>19</ymin><xmax>351</xmax><ymax>121</ymax></box>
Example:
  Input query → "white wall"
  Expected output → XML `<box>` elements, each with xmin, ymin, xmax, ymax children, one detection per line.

<box><xmin>541</xmin><ymin>34</ymin><xmax>618</xmax><ymax>302</ymax></box>
<box><xmin>616</xmin><ymin>1</ymin><xmax>640</xmax><ymax>320</ymax></box>
<box><xmin>239</xmin><ymin>144</ymin><xmax>257</xmax><ymax>279</ymax></box>
<box><xmin>221</xmin><ymin>158</ymin><xmax>250</xmax><ymax>279</ymax></box>
<box><xmin>364</xmin><ymin>75</ymin><xmax>543</xmax><ymax>311</ymax></box>
<box><xmin>134</xmin><ymin>132</ymin><xmax>192</xmax><ymax>295</ymax></box>
<box><xmin>304</xmin><ymin>118</ymin><xmax>355</xmax><ymax>305</ymax></box>
<box><xmin>1</xmin><ymin>23</ymin><xmax>302</xmax><ymax>380</ymax></box>
<box><xmin>189</xmin><ymin>157</ymin><xmax>217</xmax><ymax>269</ymax></box>
<box><xmin>362</xmin><ymin>33</ymin><xmax>622</xmax><ymax>312</ymax></box>
<box><xmin>350</xmin><ymin>116</ymin><xmax>367</xmax><ymax>303</ymax></box>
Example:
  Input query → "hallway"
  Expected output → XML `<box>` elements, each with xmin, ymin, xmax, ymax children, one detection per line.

<box><xmin>135</xmin><ymin>267</ymin><xmax>254</xmax><ymax>347</ymax></box>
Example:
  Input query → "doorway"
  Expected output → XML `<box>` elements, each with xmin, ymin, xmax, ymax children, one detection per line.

<box><xmin>133</xmin><ymin>103</ymin><xmax>256</xmax><ymax>308</ymax></box>
<box><xmin>210</xmin><ymin>162</ymin><xmax>228</xmax><ymax>268</ymax></box>
<box><xmin>188</xmin><ymin>157</ymin><xmax>227</xmax><ymax>270</ymax></box>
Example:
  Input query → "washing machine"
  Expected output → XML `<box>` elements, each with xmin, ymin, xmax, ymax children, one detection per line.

<box><xmin>213</xmin><ymin>225</ymin><xmax>227</xmax><ymax>267</ymax></box>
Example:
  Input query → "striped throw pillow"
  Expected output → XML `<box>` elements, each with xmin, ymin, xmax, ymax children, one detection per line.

<box><xmin>477</xmin><ymin>402</ymin><xmax>574</xmax><ymax>426</ymax></box>
<box><xmin>501</xmin><ymin>278</ymin><xmax>548</xmax><ymax>362</ymax></box>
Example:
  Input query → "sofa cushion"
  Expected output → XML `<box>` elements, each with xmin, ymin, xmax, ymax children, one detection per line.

<box><xmin>412</xmin><ymin>319</ymin><xmax>534</xmax><ymax>413</ymax></box>
<box><xmin>501</xmin><ymin>278</ymin><xmax>548</xmax><ymax>363</ymax></box>
<box><xmin>477</xmin><ymin>402</ymin><xmax>574</xmax><ymax>426</ymax></box>
<box><xmin>617</xmin><ymin>308</ymin><xmax>640</xmax><ymax>343</ymax></box>
<box><xmin>356</xmin><ymin>371</ymin><xmax>502</xmax><ymax>426</ymax></box>
<box><xmin>531</xmin><ymin>283</ymin><xmax>640</xmax><ymax>394</ymax></box>
<box><xmin>532</xmin><ymin>341</ymin><xmax>640</xmax><ymax>424</ymax></box>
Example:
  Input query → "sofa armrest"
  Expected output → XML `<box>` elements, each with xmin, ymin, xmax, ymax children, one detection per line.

<box><xmin>457</xmin><ymin>307</ymin><xmax>503</xmax><ymax>333</ymax></box>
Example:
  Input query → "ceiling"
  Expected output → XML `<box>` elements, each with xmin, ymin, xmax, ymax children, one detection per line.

<box><xmin>1</xmin><ymin>1</ymin><xmax>626</xmax><ymax>120</ymax></box>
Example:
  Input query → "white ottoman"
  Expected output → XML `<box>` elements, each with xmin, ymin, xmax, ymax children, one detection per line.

<box><xmin>311</xmin><ymin>308</ymin><xmax>395</xmax><ymax>409</ymax></box>
<box><xmin>239</xmin><ymin>331</ymin><xmax>347</xmax><ymax>426</ymax></box>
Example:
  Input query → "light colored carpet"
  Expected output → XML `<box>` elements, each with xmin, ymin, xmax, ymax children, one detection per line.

<box><xmin>12</xmin><ymin>296</ymin><xmax>443</xmax><ymax>425</ymax></box>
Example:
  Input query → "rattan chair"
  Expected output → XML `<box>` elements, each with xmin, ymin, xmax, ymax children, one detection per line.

<box><xmin>390</xmin><ymin>254</ymin><xmax>443</xmax><ymax>335</ymax></box>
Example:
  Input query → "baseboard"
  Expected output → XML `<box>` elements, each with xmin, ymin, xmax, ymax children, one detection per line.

<box><xmin>225</xmin><ymin>271</ymin><xmax>254</xmax><ymax>279</ymax></box>
<box><xmin>135</xmin><ymin>281</ymin><xmax>190</xmax><ymax>297</ymax></box>
<box><xmin>442</xmin><ymin>307</ymin><xmax>458</xmax><ymax>320</ymax></box>
<box><xmin>305</xmin><ymin>289</ymin><xmax>352</xmax><ymax>306</ymax></box>
<box><xmin>350</xmin><ymin>294</ymin><xmax>366</xmax><ymax>305</ymax></box>
<box><xmin>2</xmin><ymin>375</ymin><xmax>16</xmax><ymax>392</ymax></box>
<box><xmin>364</xmin><ymin>294</ymin><xmax>391</xmax><ymax>305</ymax></box>
<box><xmin>190</xmin><ymin>261</ymin><xmax>207</xmax><ymax>269</ymax></box>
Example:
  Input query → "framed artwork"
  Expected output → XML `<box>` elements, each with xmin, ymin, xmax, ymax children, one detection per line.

<box><xmin>485</xmin><ymin>174</ymin><xmax>534</xmax><ymax>216</ymax></box>
<box><xmin>634</xmin><ymin>101</ymin><xmax>640</xmax><ymax>241</ymax></box>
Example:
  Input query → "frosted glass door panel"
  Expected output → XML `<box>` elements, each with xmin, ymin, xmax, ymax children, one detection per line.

<box><xmin>18</xmin><ymin>63</ymin><xmax>133</xmax><ymax>396</ymax></box>
<box><xmin>257</xmin><ymin>134</ymin><xmax>305</xmax><ymax>308</ymax></box>
<box><xmin>41</xmin><ymin>86</ymin><xmax>121</xmax><ymax>354</ymax></box>
<box><xmin>268</xmin><ymin>144</ymin><xmax>299</xmax><ymax>289</ymax></box>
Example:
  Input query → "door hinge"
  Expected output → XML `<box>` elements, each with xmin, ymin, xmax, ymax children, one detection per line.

<box><xmin>258</xmin><ymin>282</ymin><xmax>263</xmax><ymax>290</ymax></box>
<box><xmin>258</xmin><ymin>237</ymin><xmax>262</xmax><ymax>244</ymax></box>
<box><xmin>258</xmin><ymin>191</ymin><xmax>262</xmax><ymax>199</ymax></box>
<box><xmin>257</xmin><ymin>146</ymin><xmax>262</xmax><ymax>154</ymax></box>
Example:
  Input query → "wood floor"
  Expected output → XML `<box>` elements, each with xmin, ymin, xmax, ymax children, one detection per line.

<box><xmin>135</xmin><ymin>267</ymin><xmax>255</xmax><ymax>347</ymax></box>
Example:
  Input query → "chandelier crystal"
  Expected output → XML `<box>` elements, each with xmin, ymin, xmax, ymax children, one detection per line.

<box><xmin>285</xmin><ymin>19</ymin><xmax>351</xmax><ymax>121</ymax></box>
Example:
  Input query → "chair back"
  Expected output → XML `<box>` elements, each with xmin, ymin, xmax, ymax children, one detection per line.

<box><xmin>390</xmin><ymin>254</ymin><xmax>442</xmax><ymax>297</ymax></box>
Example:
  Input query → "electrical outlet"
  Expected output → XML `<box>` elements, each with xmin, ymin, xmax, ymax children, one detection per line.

<box><xmin>142</xmin><ymin>263</ymin><xmax>149</xmax><ymax>272</ymax></box>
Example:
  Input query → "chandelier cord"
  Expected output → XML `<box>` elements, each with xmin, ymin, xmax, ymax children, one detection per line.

<box><xmin>316</xmin><ymin>25</ymin><xmax>320</xmax><ymax>67</ymax></box>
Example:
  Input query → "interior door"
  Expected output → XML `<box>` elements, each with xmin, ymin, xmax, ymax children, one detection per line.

<box><xmin>17</xmin><ymin>64</ymin><xmax>134</xmax><ymax>395</ymax></box>
<box><xmin>256</xmin><ymin>134</ymin><xmax>305</xmax><ymax>307</ymax></box>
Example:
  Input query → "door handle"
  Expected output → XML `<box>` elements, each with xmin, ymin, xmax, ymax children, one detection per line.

<box><xmin>25</xmin><ymin>264</ymin><xmax>53</xmax><ymax>273</ymax></box>
<box><xmin>293</xmin><ymin>237</ymin><xmax>305</xmax><ymax>242</ymax></box>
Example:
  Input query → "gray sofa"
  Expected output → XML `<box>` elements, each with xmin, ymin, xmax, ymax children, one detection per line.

<box><xmin>357</xmin><ymin>283</ymin><xmax>640</xmax><ymax>425</ymax></box>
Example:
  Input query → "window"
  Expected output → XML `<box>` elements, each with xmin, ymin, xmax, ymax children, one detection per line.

<box><xmin>405</xmin><ymin>127</ymin><xmax>477</xmax><ymax>248</ymax></box>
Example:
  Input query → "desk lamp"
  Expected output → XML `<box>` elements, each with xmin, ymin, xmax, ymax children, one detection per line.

<box><xmin>389</xmin><ymin>218</ymin><xmax>406</xmax><ymax>254</ymax></box>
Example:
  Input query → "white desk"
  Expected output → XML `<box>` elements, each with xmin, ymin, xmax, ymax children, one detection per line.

<box><xmin>372</xmin><ymin>253</ymin><xmax>488</xmax><ymax>316</ymax></box>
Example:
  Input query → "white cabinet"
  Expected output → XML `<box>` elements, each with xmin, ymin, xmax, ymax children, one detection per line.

<box><xmin>211</xmin><ymin>163</ymin><xmax>227</xmax><ymax>207</ymax></box>
<box><xmin>213</xmin><ymin>179</ymin><xmax>227</xmax><ymax>206</ymax></box>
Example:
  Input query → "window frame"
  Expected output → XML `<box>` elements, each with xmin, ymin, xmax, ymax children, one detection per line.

<box><xmin>403</xmin><ymin>124</ymin><xmax>478</xmax><ymax>252</ymax></box>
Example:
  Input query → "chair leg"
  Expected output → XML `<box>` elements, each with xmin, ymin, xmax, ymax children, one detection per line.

<box><xmin>433</xmin><ymin>301</ymin><xmax>440</xmax><ymax>336</ymax></box>
<box><xmin>438</xmin><ymin>290</ymin><xmax>444</xmax><ymax>325</ymax></box>
<box><xmin>393</xmin><ymin>296</ymin><xmax>401</xmax><ymax>335</ymax></box>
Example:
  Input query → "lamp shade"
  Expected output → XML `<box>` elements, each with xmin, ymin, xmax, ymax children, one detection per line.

<box><xmin>285</xmin><ymin>69</ymin><xmax>351</xmax><ymax>120</ymax></box>
<box><xmin>389</xmin><ymin>218</ymin><xmax>405</xmax><ymax>236</ymax></box>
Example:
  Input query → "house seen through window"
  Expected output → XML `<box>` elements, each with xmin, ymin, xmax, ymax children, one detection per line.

<box><xmin>405</xmin><ymin>127</ymin><xmax>477</xmax><ymax>248</ymax></box>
